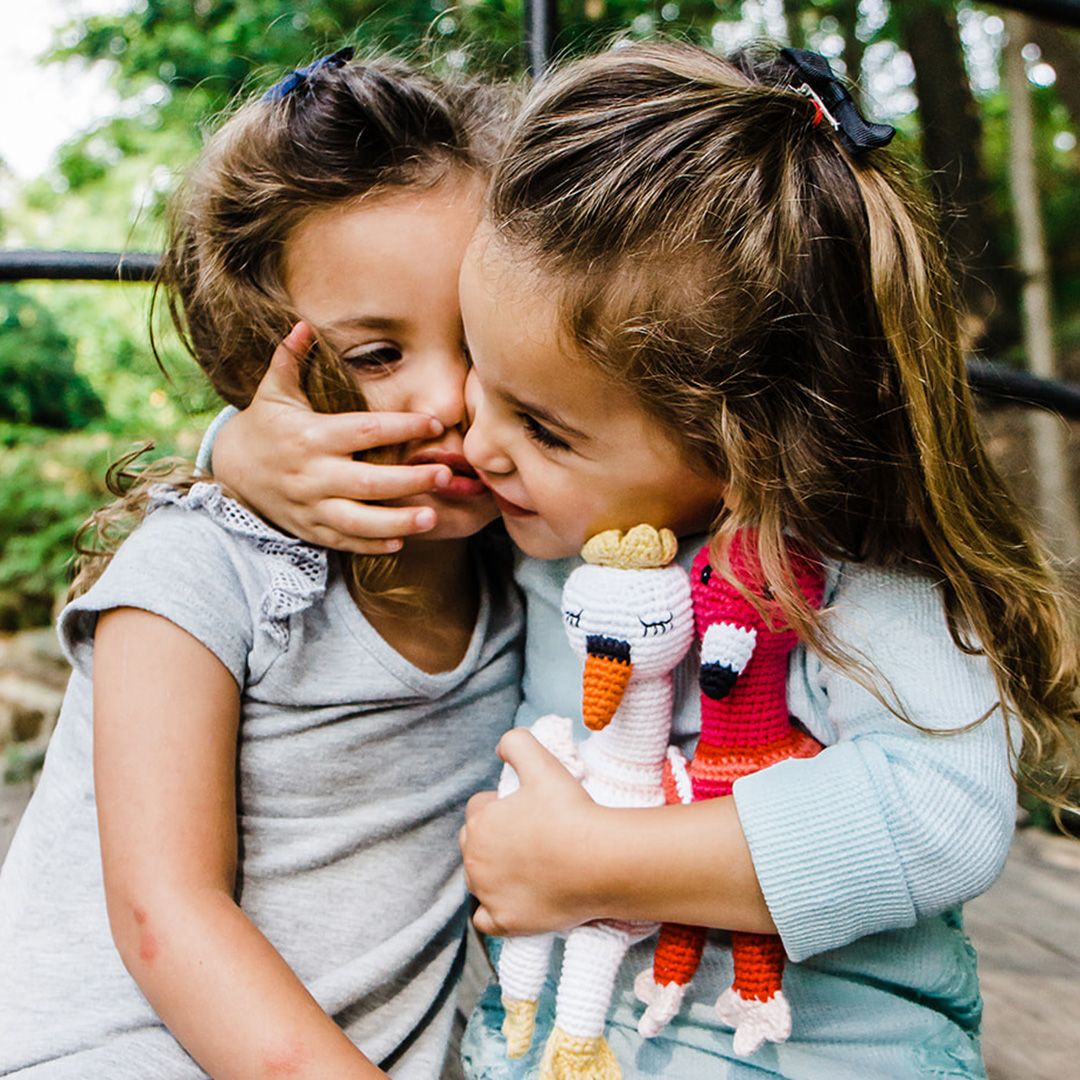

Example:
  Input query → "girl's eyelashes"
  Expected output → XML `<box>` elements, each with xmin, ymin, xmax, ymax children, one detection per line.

<box><xmin>519</xmin><ymin>411</ymin><xmax>571</xmax><ymax>452</ymax></box>
<box><xmin>342</xmin><ymin>344</ymin><xmax>403</xmax><ymax>372</ymax></box>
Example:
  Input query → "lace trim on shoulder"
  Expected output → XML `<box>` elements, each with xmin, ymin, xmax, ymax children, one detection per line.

<box><xmin>147</xmin><ymin>482</ymin><xmax>327</xmax><ymax>648</ymax></box>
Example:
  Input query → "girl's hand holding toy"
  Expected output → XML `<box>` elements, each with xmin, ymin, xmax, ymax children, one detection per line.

<box><xmin>461</xmin><ymin>732</ymin><xmax>773</xmax><ymax>939</ymax></box>
<box><xmin>463</xmin><ymin>729</ymin><xmax>603</xmax><ymax>938</ymax></box>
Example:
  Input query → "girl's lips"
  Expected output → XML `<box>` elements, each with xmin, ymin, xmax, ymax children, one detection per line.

<box><xmin>489</xmin><ymin>488</ymin><xmax>537</xmax><ymax>519</ymax></box>
<box><xmin>406</xmin><ymin>449</ymin><xmax>490</xmax><ymax>500</ymax></box>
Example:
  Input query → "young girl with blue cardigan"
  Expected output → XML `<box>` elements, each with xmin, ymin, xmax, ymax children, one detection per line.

<box><xmin>201</xmin><ymin>42</ymin><xmax>1079</xmax><ymax>1079</ymax></box>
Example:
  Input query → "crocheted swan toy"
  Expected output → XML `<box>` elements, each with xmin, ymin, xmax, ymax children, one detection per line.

<box><xmin>635</xmin><ymin>530</ymin><xmax>825</xmax><ymax>1056</ymax></box>
<box><xmin>497</xmin><ymin>525</ymin><xmax>694</xmax><ymax>1080</ymax></box>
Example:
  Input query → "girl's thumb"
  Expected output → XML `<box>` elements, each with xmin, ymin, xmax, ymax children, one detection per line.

<box><xmin>496</xmin><ymin>729</ymin><xmax>572</xmax><ymax>787</ymax></box>
<box><xmin>263</xmin><ymin>321</ymin><xmax>315</xmax><ymax>401</ymax></box>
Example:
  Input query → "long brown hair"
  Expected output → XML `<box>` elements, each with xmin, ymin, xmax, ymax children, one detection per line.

<box><xmin>485</xmin><ymin>41</ymin><xmax>1079</xmax><ymax>810</ymax></box>
<box><xmin>73</xmin><ymin>52</ymin><xmax>505</xmax><ymax>601</ymax></box>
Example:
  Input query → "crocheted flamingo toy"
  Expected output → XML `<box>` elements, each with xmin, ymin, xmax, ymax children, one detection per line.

<box><xmin>497</xmin><ymin>525</ymin><xmax>694</xmax><ymax>1080</ymax></box>
<box><xmin>635</xmin><ymin>530</ymin><xmax>825</xmax><ymax>1056</ymax></box>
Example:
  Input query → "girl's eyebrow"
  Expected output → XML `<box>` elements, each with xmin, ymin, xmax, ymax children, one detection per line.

<box><xmin>506</xmin><ymin>392</ymin><xmax>590</xmax><ymax>442</ymax></box>
<box><xmin>324</xmin><ymin>315</ymin><xmax>408</xmax><ymax>333</ymax></box>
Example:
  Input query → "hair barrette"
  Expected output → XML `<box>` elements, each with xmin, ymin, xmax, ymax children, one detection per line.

<box><xmin>262</xmin><ymin>46</ymin><xmax>355</xmax><ymax>103</ymax></box>
<box><xmin>780</xmin><ymin>47</ymin><xmax>894</xmax><ymax>157</ymax></box>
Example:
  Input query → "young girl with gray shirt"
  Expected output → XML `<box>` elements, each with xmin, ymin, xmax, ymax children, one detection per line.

<box><xmin>0</xmin><ymin>53</ymin><xmax>521</xmax><ymax>1079</ymax></box>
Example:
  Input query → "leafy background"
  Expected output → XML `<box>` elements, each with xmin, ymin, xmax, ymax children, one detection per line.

<box><xmin>1</xmin><ymin>0</ymin><xmax>1079</xmax><ymax>635</ymax></box>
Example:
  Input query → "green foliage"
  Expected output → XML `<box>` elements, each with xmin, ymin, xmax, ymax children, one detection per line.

<box><xmin>2</xmin><ymin>0</ymin><xmax>1078</xmax><ymax>634</ymax></box>
<box><xmin>0</xmin><ymin>288</ymin><xmax>102</xmax><ymax>428</ymax></box>
<box><xmin>0</xmin><ymin>424</ymin><xmax>112</xmax><ymax>629</ymax></box>
<box><xmin>0</xmin><ymin>419</ymin><xmax>210</xmax><ymax>631</ymax></box>
<box><xmin>0</xmin><ymin>281</ymin><xmax>216</xmax><ymax>629</ymax></box>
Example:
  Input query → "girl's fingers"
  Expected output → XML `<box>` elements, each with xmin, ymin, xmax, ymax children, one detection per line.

<box><xmin>495</xmin><ymin>729</ymin><xmax>567</xmax><ymax>784</ymax></box>
<box><xmin>472</xmin><ymin>905</ymin><xmax>500</xmax><ymax>937</ymax></box>
<box><xmin>318</xmin><ymin>498</ymin><xmax>438</xmax><ymax>542</ymax></box>
<box><xmin>299</xmin><ymin>410</ymin><xmax>445</xmax><ymax>458</ymax></box>
<box><xmin>259</xmin><ymin>321</ymin><xmax>316</xmax><ymax>403</ymax></box>
<box><xmin>328</xmin><ymin>536</ymin><xmax>406</xmax><ymax>557</ymax></box>
<box><xmin>322</xmin><ymin>459</ymin><xmax>452</xmax><ymax>502</ymax></box>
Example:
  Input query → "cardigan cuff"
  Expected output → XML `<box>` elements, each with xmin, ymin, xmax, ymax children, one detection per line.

<box><xmin>196</xmin><ymin>404</ymin><xmax>239</xmax><ymax>475</ymax></box>
<box><xmin>732</xmin><ymin>741</ymin><xmax>917</xmax><ymax>962</ymax></box>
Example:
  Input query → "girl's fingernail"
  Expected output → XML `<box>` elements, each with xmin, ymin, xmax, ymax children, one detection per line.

<box><xmin>385</xmin><ymin>539</ymin><xmax>403</xmax><ymax>552</ymax></box>
<box><xmin>428</xmin><ymin>418</ymin><xmax>444</xmax><ymax>435</ymax></box>
<box><xmin>415</xmin><ymin>509</ymin><xmax>437</xmax><ymax>531</ymax></box>
<box><xmin>434</xmin><ymin>468</ymin><xmax>452</xmax><ymax>489</ymax></box>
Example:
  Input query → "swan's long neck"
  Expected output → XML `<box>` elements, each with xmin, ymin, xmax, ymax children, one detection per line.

<box><xmin>582</xmin><ymin>674</ymin><xmax>673</xmax><ymax>804</ymax></box>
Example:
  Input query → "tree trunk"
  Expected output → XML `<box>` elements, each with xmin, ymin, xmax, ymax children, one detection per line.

<box><xmin>894</xmin><ymin>0</ymin><xmax>1013</xmax><ymax>347</ymax></box>
<box><xmin>1004</xmin><ymin>13</ymin><xmax>1080</xmax><ymax>562</ymax></box>
<box><xmin>834</xmin><ymin>0</ymin><xmax>866</xmax><ymax>103</ymax></box>
<box><xmin>777</xmin><ymin>0</ymin><xmax>802</xmax><ymax>48</ymax></box>
<box><xmin>1028</xmin><ymin>18</ymin><xmax>1080</xmax><ymax>129</ymax></box>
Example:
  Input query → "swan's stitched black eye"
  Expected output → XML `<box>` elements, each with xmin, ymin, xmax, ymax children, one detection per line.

<box><xmin>639</xmin><ymin>613</ymin><xmax>674</xmax><ymax>637</ymax></box>
<box><xmin>563</xmin><ymin>609</ymin><xmax>582</xmax><ymax>628</ymax></box>
<box><xmin>700</xmin><ymin>564</ymin><xmax>712</xmax><ymax>585</ymax></box>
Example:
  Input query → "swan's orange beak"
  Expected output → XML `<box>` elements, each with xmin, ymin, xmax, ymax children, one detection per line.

<box><xmin>582</xmin><ymin>636</ymin><xmax>632</xmax><ymax>731</ymax></box>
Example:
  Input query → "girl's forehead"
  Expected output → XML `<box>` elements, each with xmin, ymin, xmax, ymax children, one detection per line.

<box><xmin>286</xmin><ymin>178</ymin><xmax>480</xmax><ymax>324</ymax></box>
<box><xmin>463</xmin><ymin>251</ymin><xmax>617</xmax><ymax>421</ymax></box>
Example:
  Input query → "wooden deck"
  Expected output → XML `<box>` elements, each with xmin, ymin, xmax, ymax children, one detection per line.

<box><xmin>965</xmin><ymin>826</ymin><xmax>1080</xmax><ymax>1079</ymax></box>
<box><xmin>3</xmin><ymin>783</ymin><xmax>1077</xmax><ymax>1078</ymax></box>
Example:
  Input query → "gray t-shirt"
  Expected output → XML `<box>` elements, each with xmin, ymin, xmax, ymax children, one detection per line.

<box><xmin>0</xmin><ymin>482</ymin><xmax>523</xmax><ymax>1078</ymax></box>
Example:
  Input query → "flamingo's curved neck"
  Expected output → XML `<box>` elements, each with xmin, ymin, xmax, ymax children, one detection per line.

<box><xmin>700</xmin><ymin>657</ymin><xmax>792</xmax><ymax>749</ymax></box>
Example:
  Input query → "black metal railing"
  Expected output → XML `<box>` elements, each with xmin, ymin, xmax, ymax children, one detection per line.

<box><xmin>4</xmin><ymin>0</ymin><xmax>1080</xmax><ymax>418</ymax></box>
<box><xmin>4</xmin><ymin>248</ymin><xmax>1079</xmax><ymax>421</ymax></box>
<box><xmin>0</xmin><ymin>249</ymin><xmax>158</xmax><ymax>283</ymax></box>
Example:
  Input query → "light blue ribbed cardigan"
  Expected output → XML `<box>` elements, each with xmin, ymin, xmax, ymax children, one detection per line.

<box><xmin>460</xmin><ymin>540</ymin><xmax>1013</xmax><ymax>1079</ymax></box>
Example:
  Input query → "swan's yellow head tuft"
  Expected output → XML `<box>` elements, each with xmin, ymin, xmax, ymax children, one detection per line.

<box><xmin>580</xmin><ymin>525</ymin><xmax>678</xmax><ymax>570</ymax></box>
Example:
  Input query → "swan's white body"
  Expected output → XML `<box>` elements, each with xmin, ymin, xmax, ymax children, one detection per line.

<box><xmin>496</xmin><ymin>529</ymin><xmax>693</xmax><ymax>1079</ymax></box>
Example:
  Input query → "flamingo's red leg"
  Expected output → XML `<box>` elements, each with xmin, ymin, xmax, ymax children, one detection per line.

<box><xmin>730</xmin><ymin>931</ymin><xmax>785</xmax><ymax>1002</ymax></box>
<box><xmin>653</xmin><ymin>922</ymin><xmax>707</xmax><ymax>988</ymax></box>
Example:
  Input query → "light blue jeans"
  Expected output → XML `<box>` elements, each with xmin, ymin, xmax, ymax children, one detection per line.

<box><xmin>460</xmin><ymin>912</ymin><xmax>987</xmax><ymax>1079</ymax></box>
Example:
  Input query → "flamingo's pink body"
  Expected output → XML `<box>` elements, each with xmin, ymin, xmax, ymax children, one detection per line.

<box><xmin>638</xmin><ymin>530</ymin><xmax>825</xmax><ymax>1056</ymax></box>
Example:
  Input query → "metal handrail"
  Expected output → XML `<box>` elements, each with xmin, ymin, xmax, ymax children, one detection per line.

<box><xmin>967</xmin><ymin>360</ymin><xmax>1080</xmax><ymax>418</ymax></box>
<box><xmin>0</xmin><ymin>249</ymin><xmax>158</xmax><ymax>283</ymax></box>
<box><xmin>994</xmin><ymin>0</ymin><xmax>1080</xmax><ymax>29</ymax></box>
<box><xmin>3</xmin><ymin>248</ymin><xmax>1079</xmax><ymax>420</ymax></box>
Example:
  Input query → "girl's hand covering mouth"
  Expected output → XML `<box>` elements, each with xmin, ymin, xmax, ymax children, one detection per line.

<box><xmin>212</xmin><ymin>322</ymin><xmax>455</xmax><ymax>554</ymax></box>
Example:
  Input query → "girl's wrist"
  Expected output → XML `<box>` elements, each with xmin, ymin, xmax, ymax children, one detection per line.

<box><xmin>567</xmin><ymin>804</ymin><xmax>639</xmax><ymax>923</ymax></box>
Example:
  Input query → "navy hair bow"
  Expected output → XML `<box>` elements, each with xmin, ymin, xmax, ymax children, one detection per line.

<box><xmin>262</xmin><ymin>46</ymin><xmax>355</xmax><ymax>103</ymax></box>
<box><xmin>780</xmin><ymin>47</ymin><xmax>894</xmax><ymax>157</ymax></box>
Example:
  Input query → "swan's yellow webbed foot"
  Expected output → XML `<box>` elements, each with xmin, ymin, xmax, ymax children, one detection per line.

<box><xmin>501</xmin><ymin>997</ymin><xmax>539</xmax><ymax>1058</ymax></box>
<box><xmin>539</xmin><ymin>1026</ymin><xmax>621</xmax><ymax>1080</ymax></box>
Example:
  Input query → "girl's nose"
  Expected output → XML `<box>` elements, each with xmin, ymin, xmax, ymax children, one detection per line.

<box><xmin>463</xmin><ymin>376</ymin><xmax>514</xmax><ymax>476</ymax></box>
<box><xmin>417</xmin><ymin>355</ymin><xmax>468</xmax><ymax>431</ymax></box>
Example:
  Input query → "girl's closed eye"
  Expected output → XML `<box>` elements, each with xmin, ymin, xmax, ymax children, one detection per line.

<box><xmin>520</xmin><ymin>412</ymin><xmax>571</xmax><ymax>452</ymax></box>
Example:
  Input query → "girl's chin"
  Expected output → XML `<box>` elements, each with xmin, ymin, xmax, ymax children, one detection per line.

<box><xmin>499</xmin><ymin>514</ymin><xmax>581</xmax><ymax>561</ymax></box>
<box><xmin>410</xmin><ymin>498</ymin><xmax>500</xmax><ymax>542</ymax></box>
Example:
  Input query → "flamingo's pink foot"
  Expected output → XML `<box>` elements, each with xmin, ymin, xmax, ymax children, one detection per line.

<box><xmin>715</xmin><ymin>988</ymin><xmax>792</xmax><ymax>1056</ymax></box>
<box><xmin>633</xmin><ymin>968</ymin><xmax>686</xmax><ymax>1037</ymax></box>
<box><xmin>538</xmin><ymin>1026</ymin><xmax>621</xmax><ymax>1080</ymax></box>
<box><xmin>501</xmin><ymin>997</ymin><xmax>539</xmax><ymax>1059</ymax></box>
